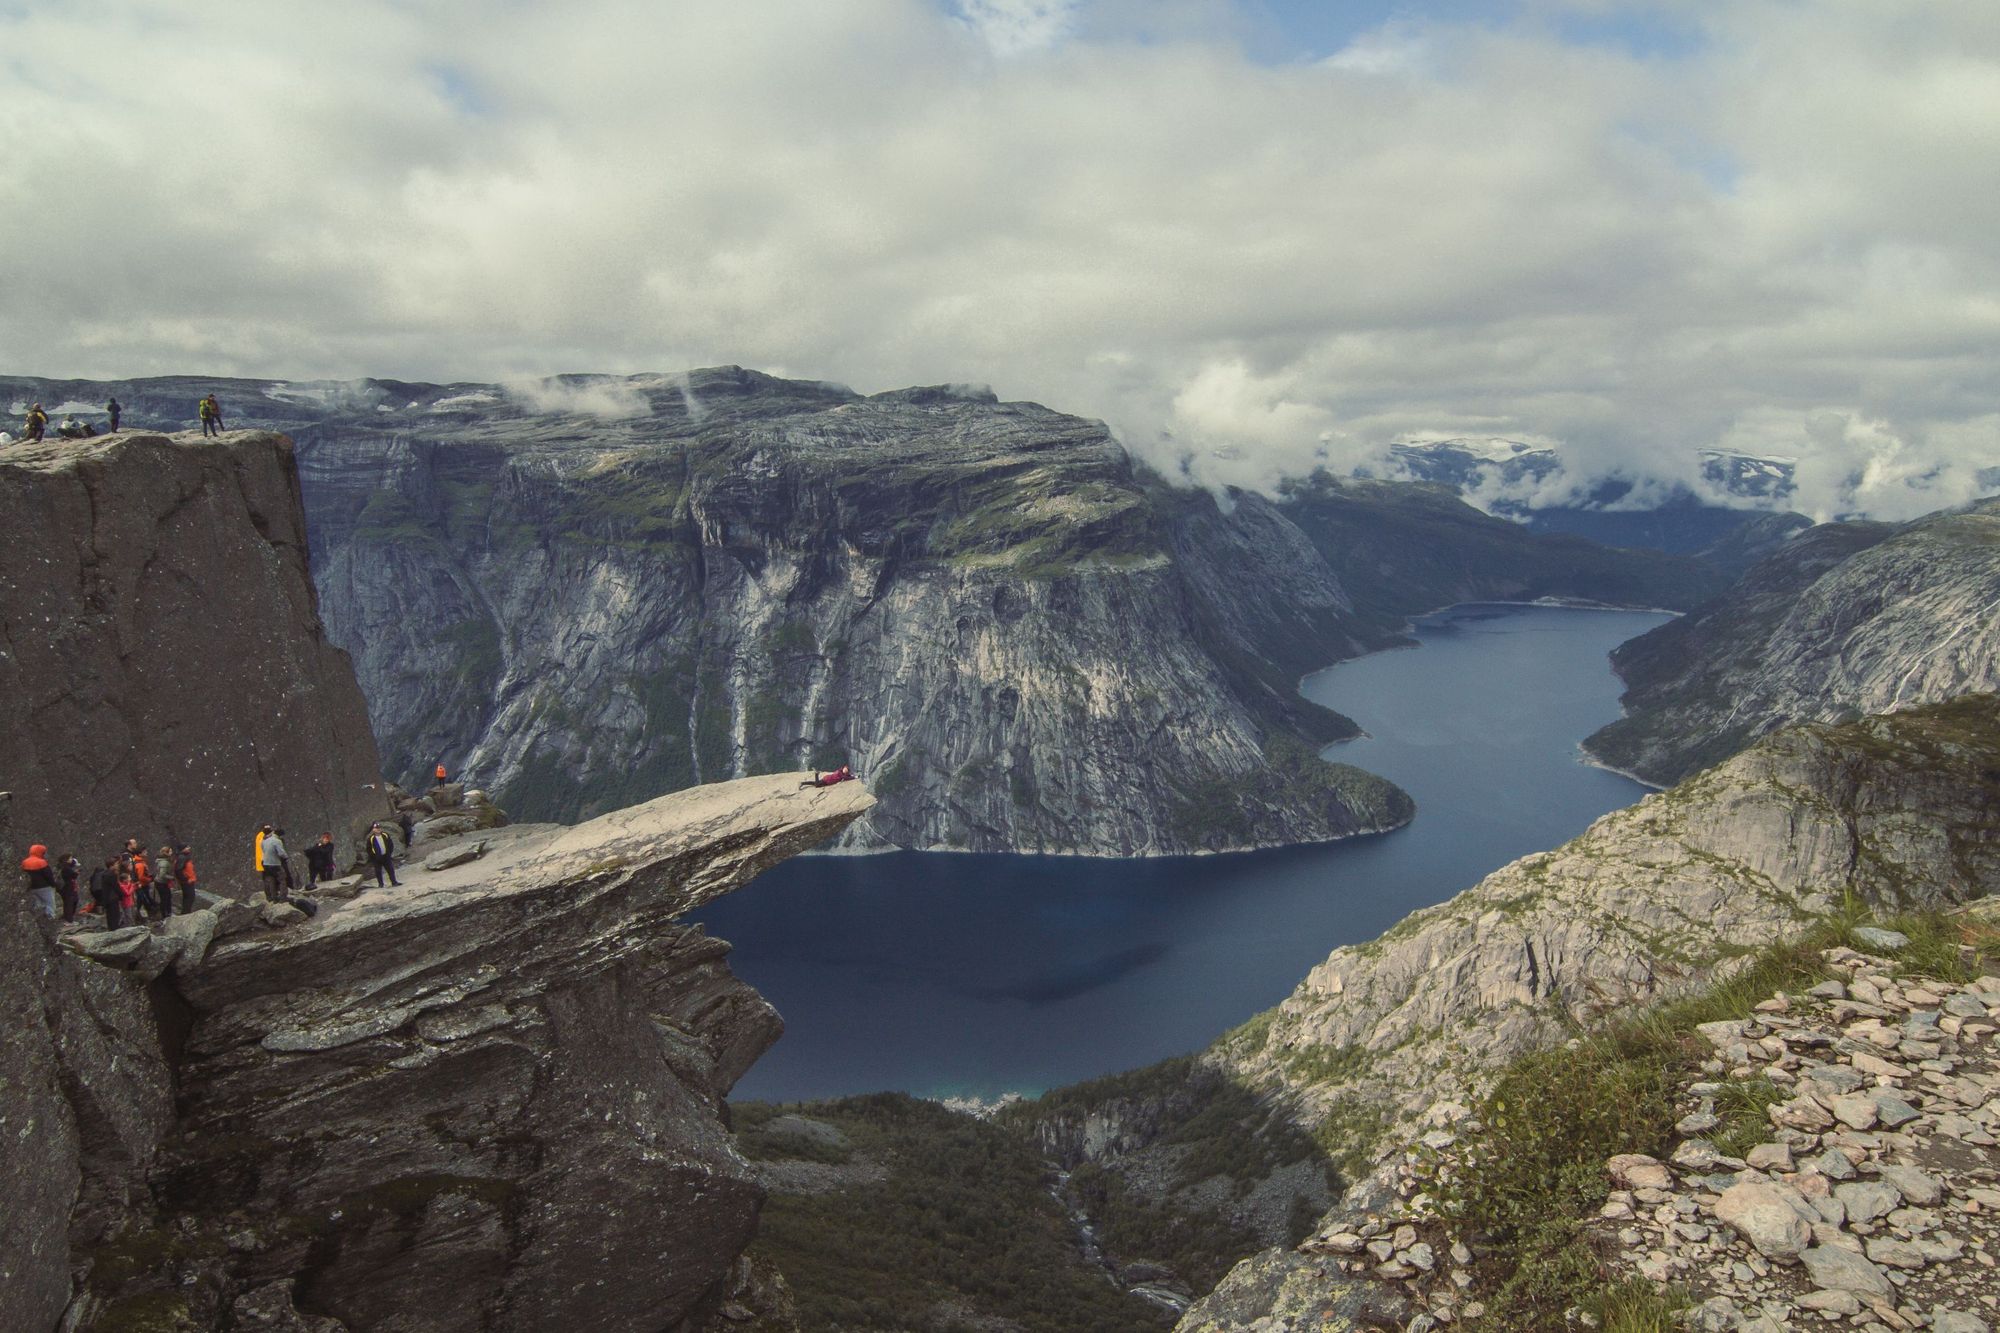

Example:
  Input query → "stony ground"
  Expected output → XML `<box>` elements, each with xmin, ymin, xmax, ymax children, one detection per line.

<box><xmin>1260</xmin><ymin>934</ymin><xmax>2000</xmax><ymax>1333</ymax></box>
<box><xmin>1599</xmin><ymin>943</ymin><xmax>2000</xmax><ymax>1332</ymax></box>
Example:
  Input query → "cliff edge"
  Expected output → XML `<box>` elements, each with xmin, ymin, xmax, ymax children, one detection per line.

<box><xmin>0</xmin><ymin>431</ymin><xmax>386</xmax><ymax>878</ymax></box>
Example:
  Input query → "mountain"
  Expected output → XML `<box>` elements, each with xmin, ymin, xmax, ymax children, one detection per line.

<box><xmin>1584</xmin><ymin>499</ymin><xmax>2000</xmax><ymax>785</ymax></box>
<box><xmin>0</xmin><ymin>419</ymin><xmax>874</xmax><ymax>1333</ymax></box>
<box><xmin>1368</xmin><ymin>438</ymin><xmax>1807</xmax><ymax>556</ymax></box>
<box><xmin>1178</xmin><ymin>694</ymin><xmax>2000</xmax><ymax>1328</ymax></box>
<box><xmin>4</xmin><ymin>371</ymin><xmax>1722</xmax><ymax>855</ymax></box>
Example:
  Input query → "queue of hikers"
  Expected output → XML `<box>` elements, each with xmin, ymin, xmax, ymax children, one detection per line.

<box><xmin>12</xmin><ymin>394</ymin><xmax>223</xmax><ymax>444</ymax></box>
<box><xmin>19</xmin><ymin>838</ymin><xmax>198</xmax><ymax>930</ymax></box>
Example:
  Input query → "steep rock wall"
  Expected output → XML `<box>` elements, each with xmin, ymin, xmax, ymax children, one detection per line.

<box><xmin>1210</xmin><ymin>696</ymin><xmax>2000</xmax><ymax>1137</ymax></box>
<box><xmin>0</xmin><ymin>432</ymin><xmax>387</xmax><ymax>882</ymax></box>
<box><xmin>1586</xmin><ymin>502</ymin><xmax>2000</xmax><ymax>784</ymax></box>
<box><xmin>1179</xmin><ymin>696</ymin><xmax>2000</xmax><ymax>1330</ymax></box>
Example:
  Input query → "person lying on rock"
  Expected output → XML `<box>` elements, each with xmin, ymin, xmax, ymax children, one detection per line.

<box><xmin>802</xmin><ymin>763</ymin><xmax>856</xmax><ymax>788</ymax></box>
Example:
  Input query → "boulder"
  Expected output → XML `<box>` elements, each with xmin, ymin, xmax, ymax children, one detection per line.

<box><xmin>1714</xmin><ymin>1180</ymin><xmax>1811</xmax><ymax>1262</ymax></box>
<box><xmin>1798</xmin><ymin>1244</ymin><xmax>1893</xmax><ymax>1299</ymax></box>
<box><xmin>1607</xmin><ymin>1154</ymin><xmax>1672</xmax><ymax>1190</ymax></box>
<box><xmin>423</xmin><ymin>841</ymin><xmax>489</xmax><ymax>872</ymax></box>
<box><xmin>258</xmin><ymin>902</ymin><xmax>308</xmax><ymax>929</ymax></box>
<box><xmin>1850</xmin><ymin>926</ymin><xmax>1910</xmax><ymax>952</ymax></box>
<box><xmin>1876</xmin><ymin>1163</ymin><xmax>1943</xmax><ymax>1207</ymax></box>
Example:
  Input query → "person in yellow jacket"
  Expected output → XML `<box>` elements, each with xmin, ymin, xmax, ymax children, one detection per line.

<box><xmin>199</xmin><ymin>393</ymin><xmax>224</xmax><ymax>437</ymax></box>
<box><xmin>24</xmin><ymin>403</ymin><xmax>48</xmax><ymax>441</ymax></box>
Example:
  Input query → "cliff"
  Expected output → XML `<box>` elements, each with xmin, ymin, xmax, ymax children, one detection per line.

<box><xmin>7</xmin><ymin>368</ymin><xmax>1722</xmax><ymax>855</ymax></box>
<box><xmin>0</xmin><ymin>431</ymin><xmax>386</xmax><ymax>878</ymax></box>
<box><xmin>5</xmin><ymin>774</ymin><xmax>872</xmax><ymax>1332</ymax></box>
<box><xmin>1213</xmin><ymin>695</ymin><xmax>2000</xmax><ymax>1136</ymax></box>
<box><xmin>1585</xmin><ymin>501</ymin><xmax>2000</xmax><ymax>785</ymax></box>
<box><xmin>1179</xmin><ymin>696</ymin><xmax>2000</xmax><ymax>1329</ymax></box>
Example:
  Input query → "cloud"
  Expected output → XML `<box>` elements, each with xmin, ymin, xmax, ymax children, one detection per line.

<box><xmin>0</xmin><ymin>0</ymin><xmax>1995</xmax><ymax>519</ymax></box>
<box><xmin>954</xmin><ymin>0</ymin><xmax>1081</xmax><ymax>56</ymax></box>
<box><xmin>505</xmin><ymin>376</ymin><xmax>652</xmax><ymax>419</ymax></box>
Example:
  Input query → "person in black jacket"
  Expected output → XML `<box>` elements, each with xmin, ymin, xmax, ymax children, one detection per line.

<box><xmin>89</xmin><ymin>858</ymin><xmax>123</xmax><ymax>929</ymax></box>
<box><xmin>305</xmin><ymin>832</ymin><xmax>337</xmax><ymax>888</ymax></box>
<box><xmin>366</xmin><ymin>823</ymin><xmax>401</xmax><ymax>888</ymax></box>
<box><xmin>57</xmin><ymin>853</ymin><xmax>82</xmax><ymax>923</ymax></box>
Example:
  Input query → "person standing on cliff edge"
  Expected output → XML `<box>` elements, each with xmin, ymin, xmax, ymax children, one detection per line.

<box><xmin>199</xmin><ymin>393</ymin><xmax>223</xmax><ymax>436</ymax></box>
<box><xmin>23</xmin><ymin>403</ymin><xmax>48</xmax><ymax>441</ymax></box>
<box><xmin>106</xmin><ymin>397</ymin><xmax>121</xmax><ymax>432</ymax></box>
<box><xmin>435</xmin><ymin>761</ymin><xmax>449</xmax><ymax>784</ymax></box>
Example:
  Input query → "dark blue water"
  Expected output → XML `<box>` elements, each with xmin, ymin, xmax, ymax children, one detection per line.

<box><xmin>696</xmin><ymin>604</ymin><xmax>1669</xmax><ymax>1103</ymax></box>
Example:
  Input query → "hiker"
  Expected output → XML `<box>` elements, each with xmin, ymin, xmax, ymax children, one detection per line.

<box><xmin>366</xmin><ymin>823</ymin><xmax>401</xmax><ymax>888</ymax></box>
<box><xmin>106</xmin><ymin>397</ymin><xmax>121</xmax><ymax>431</ymax></box>
<box><xmin>801</xmin><ymin>763</ymin><xmax>856</xmax><ymax>789</ymax></box>
<box><xmin>397</xmin><ymin>809</ymin><xmax>416</xmax><ymax>850</ymax></box>
<box><xmin>258</xmin><ymin>826</ymin><xmax>289</xmax><ymax>901</ymax></box>
<box><xmin>156</xmin><ymin>845</ymin><xmax>179</xmax><ymax>920</ymax></box>
<box><xmin>90</xmin><ymin>857</ymin><xmax>124</xmax><ymax>929</ymax></box>
<box><xmin>57</xmin><ymin>853</ymin><xmax>82</xmax><ymax>923</ymax></box>
<box><xmin>23</xmin><ymin>403</ymin><xmax>48</xmax><ymax>441</ymax></box>
<box><xmin>305</xmin><ymin>832</ymin><xmax>337</xmax><ymax>888</ymax></box>
<box><xmin>199</xmin><ymin>393</ymin><xmax>223</xmax><ymax>436</ymax></box>
<box><xmin>172</xmin><ymin>844</ymin><xmax>198</xmax><ymax>914</ymax></box>
<box><xmin>20</xmin><ymin>843</ymin><xmax>59</xmax><ymax>918</ymax></box>
<box><xmin>126</xmin><ymin>841</ymin><xmax>158</xmax><ymax>921</ymax></box>
<box><xmin>434</xmin><ymin>761</ymin><xmax>449</xmax><ymax>784</ymax></box>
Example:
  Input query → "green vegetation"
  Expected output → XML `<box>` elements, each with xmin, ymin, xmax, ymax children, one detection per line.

<box><xmin>1414</xmin><ymin>903</ymin><xmax>1988</xmax><ymax>1331</ymax></box>
<box><xmin>352</xmin><ymin>488</ymin><xmax>437</xmax><ymax>544</ymax></box>
<box><xmin>736</xmin><ymin>1093</ymin><xmax>1167</xmax><ymax>1332</ymax></box>
<box><xmin>1168</xmin><ymin>735</ymin><xmax>1412</xmax><ymax>851</ymax></box>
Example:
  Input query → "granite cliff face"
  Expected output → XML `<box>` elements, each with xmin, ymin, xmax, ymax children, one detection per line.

<box><xmin>4</xmin><ymin>774</ymin><xmax>873</xmax><ymax>1333</ymax></box>
<box><xmin>0</xmin><ymin>424</ymin><xmax>877</xmax><ymax>1331</ymax></box>
<box><xmin>0</xmin><ymin>432</ymin><xmax>386</xmax><ymax>877</ymax></box>
<box><xmin>1179</xmin><ymin>696</ymin><xmax>2000</xmax><ymax>1330</ymax></box>
<box><xmin>1586</xmin><ymin>501</ymin><xmax>2000</xmax><ymax>785</ymax></box>
<box><xmin>4</xmin><ymin>368</ymin><xmax>1723</xmax><ymax>855</ymax></box>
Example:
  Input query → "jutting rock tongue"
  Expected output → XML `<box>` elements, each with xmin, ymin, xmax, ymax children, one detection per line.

<box><xmin>156</xmin><ymin>774</ymin><xmax>872</xmax><ymax>1333</ymax></box>
<box><xmin>0</xmin><ymin>432</ymin><xmax>388</xmax><ymax>879</ymax></box>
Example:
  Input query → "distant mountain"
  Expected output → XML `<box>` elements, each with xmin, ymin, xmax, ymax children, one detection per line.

<box><xmin>1584</xmin><ymin>499</ymin><xmax>2000</xmax><ymax>785</ymax></box>
<box><xmin>1363</xmin><ymin>438</ymin><xmax>1805</xmax><ymax>556</ymax></box>
<box><xmin>3</xmin><ymin>370</ymin><xmax>1722</xmax><ymax>854</ymax></box>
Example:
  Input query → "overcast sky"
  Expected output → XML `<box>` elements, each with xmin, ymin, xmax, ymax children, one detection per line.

<box><xmin>3</xmin><ymin>0</ymin><xmax>1997</xmax><ymax>518</ymax></box>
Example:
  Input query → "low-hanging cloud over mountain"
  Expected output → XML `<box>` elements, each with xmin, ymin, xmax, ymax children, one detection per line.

<box><xmin>2</xmin><ymin>0</ymin><xmax>1996</xmax><ymax>521</ymax></box>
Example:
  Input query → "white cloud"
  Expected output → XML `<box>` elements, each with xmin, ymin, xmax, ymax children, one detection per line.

<box><xmin>955</xmin><ymin>0</ymin><xmax>1080</xmax><ymax>56</ymax></box>
<box><xmin>0</xmin><ymin>0</ymin><xmax>1996</xmax><ymax>519</ymax></box>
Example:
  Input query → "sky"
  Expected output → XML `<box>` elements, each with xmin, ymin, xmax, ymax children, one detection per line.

<box><xmin>3</xmin><ymin>0</ymin><xmax>1997</xmax><ymax>520</ymax></box>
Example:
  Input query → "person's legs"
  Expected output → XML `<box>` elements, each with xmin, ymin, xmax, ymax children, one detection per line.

<box><xmin>59</xmin><ymin>885</ymin><xmax>78</xmax><ymax>923</ymax></box>
<box><xmin>30</xmin><ymin>886</ymin><xmax>58</xmax><ymax>918</ymax></box>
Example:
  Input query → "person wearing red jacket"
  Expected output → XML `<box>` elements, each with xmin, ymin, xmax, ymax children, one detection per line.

<box><xmin>20</xmin><ymin>844</ymin><xmax>58</xmax><ymax>918</ymax></box>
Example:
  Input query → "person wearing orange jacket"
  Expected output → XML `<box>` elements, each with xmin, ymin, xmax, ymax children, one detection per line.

<box><xmin>20</xmin><ymin>843</ymin><xmax>58</xmax><ymax>918</ymax></box>
<box><xmin>435</xmin><ymin>761</ymin><xmax>449</xmax><ymax>784</ymax></box>
<box><xmin>172</xmin><ymin>843</ymin><xmax>199</xmax><ymax>914</ymax></box>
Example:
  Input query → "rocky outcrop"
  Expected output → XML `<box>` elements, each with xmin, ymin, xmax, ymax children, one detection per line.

<box><xmin>1598</xmin><ymin>953</ymin><xmax>2000</xmax><ymax>1328</ymax></box>
<box><xmin>0</xmin><ymin>793</ymin><xmax>176</xmax><ymax>1333</ymax></box>
<box><xmin>1586</xmin><ymin>501</ymin><xmax>2000</xmax><ymax>785</ymax></box>
<box><xmin>0</xmin><ymin>431</ymin><xmax>388</xmax><ymax>882</ymax></box>
<box><xmin>1209</xmin><ymin>695</ymin><xmax>2000</xmax><ymax>1150</ymax></box>
<box><xmin>5</xmin><ymin>370</ymin><xmax>1720</xmax><ymax>855</ymax></box>
<box><xmin>1178</xmin><ymin>701</ymin><xmax>2000</xmax><ymax>1331</ymax></box>
<box><xmin>49</xmin><ymin>774</ymin><xmax>869</xmax><ymax>1332</ymax></box>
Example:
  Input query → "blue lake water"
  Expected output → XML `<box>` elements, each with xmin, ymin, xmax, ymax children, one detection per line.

<box><xmin>695</xmin><ymin>604</ymin><xmax>1670</xmax><ymax>1103</ymax></box>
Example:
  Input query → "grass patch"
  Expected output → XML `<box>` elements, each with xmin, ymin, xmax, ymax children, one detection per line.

<box><xmin>1414</xmin><ymin>903</ymin><xmax>1982</xmax><ymax>1330</ymax></box>
<box><xmin>739</xmin><ymin>1093</ymin><xmax>1166</xmax><ymax>1333</ymax></box>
